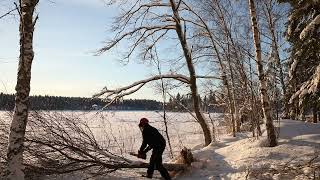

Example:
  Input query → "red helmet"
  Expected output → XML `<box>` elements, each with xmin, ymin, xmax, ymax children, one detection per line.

<box><xmin>139</xmin><ymin>118</ymin><xmax>149</xmax><ymax>127</ymax></box>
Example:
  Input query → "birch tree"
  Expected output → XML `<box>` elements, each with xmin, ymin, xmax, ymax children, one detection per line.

<box><xmin>7</xmin><ymin>0</ymin><xmax>39</xmax><ymax>179</ymax></box>
<box><xmin>254</xmin><ymin>0</ymin><xmax>286</xmax><ymax>121</ymax></box>
<box><xmin>260</xmin><ymin>0</ymin><xmax>287</xmax><ymax>97</ymax></box>
<box><xmin>97</xmin><ymin>0</ymin><xmax>215</xmax><ymax>145</ymax></box>
<box><xmin>169</xmin><ymin>0</ymin><xmax>212</xmax><ymax>144</ymax></box>
<box><xmin>191</xmin><ymin>0</ymin><xmax>255</xmax><ymax>135</ymax></box>
<box><xmin>178</xmin><ymin>0</ymin><xmax>237</xmax><ymax>136</ymax></box>
<box><xmin>248</xmin><ymin>0</ymin><xmax>277</xmax><ymax>147</ymax></box>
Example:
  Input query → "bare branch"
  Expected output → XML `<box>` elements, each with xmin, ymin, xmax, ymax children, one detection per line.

<box><xmin>196</xmin><ymin>75</ymin><xmax>221</xmax><ymax>80</ymax></box>
<box><xmin>93</xmin><ymin>74</ymin><xmax>190</xmax><ymax>99</ymax></box>
<box><xmin>0</xmin><ymin>7</ymin><xmax>17</xmax><ymax>19</ymax></box>
<box><xmin>97</xmin><ymin>25</ymin><xmax>175</xmax><ymax>55</ymax></box>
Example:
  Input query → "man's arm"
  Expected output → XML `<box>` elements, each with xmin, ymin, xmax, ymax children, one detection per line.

<box><xmin>139</xmin><ymin>140</ymin><xmax>147</xmax><ymax>153</ymax></box>
<box><xmin>139</xmin><ymin>130</ymin><xmax>147</xmax><ymax>153</ymax></box>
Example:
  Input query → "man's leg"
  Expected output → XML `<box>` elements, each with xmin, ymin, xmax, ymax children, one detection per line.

<box><xmin>147</xmin><ymin>151</ymin><xmax>156</xmax><ymax>178</ymax></box>
<box><xmin>155</xmin><ymin>149</ymin><xmax>171</xmax><ymax>180</ymax></box>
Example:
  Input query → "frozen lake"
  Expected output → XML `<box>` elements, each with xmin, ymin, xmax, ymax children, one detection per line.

<box><xmin>0</xmin><ymin>110</ymin><xmax>224</xmax><ymax>160</ymax></box>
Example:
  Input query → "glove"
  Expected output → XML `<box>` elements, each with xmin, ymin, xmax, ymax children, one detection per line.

<box><xmin>137</xmin><ymin>150</ymin><xmax>146</xmax><ymax>160</ymax></box>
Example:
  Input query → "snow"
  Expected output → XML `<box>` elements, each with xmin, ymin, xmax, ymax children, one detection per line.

<box><xmin>1</xmin><ymin>111</ymin><xmax>319</xmax><ymax>179</ymax></box>
<box><xmin>290</xmin><ymin>64</ymin><xmax>320</xmax><ymax>104</ymax></box>
<box><xmin>300</xmin><ymin>14</ymin><xmax>320</xmax><ymax>40</ymax></box>
<box><xmin>178</xmin><ymin>119</ymin><xmax>320</xmax><ymax>179</ymax></box>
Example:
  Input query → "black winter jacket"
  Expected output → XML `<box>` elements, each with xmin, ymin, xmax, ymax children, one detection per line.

<box><xmin>139</xmin><ymin>124</ymin><xmax>166</xmax><ymax>153</ymax></box>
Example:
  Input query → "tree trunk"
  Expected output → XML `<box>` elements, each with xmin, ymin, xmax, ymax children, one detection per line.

<box><xmin>169</xmin><ymin>0</ymin><xmax>211</xmax><ymax>146</ymax></box>
<box><xmin>226</xmin><ymin>54</ymin><xmax>239</xmax><ymax>133</ymax></box>
<box><xmin>222</xmin><ymin>74</ymin><xmax>236</xmax><ymax>137</ymax></box>
<box><xmin>313</xmin><ymin>105</ymin><xmax>318</xmax><ymax>123</ymax></box>
<box><xmin>182</xmin><ymin>1</ymin><xmax>236</xmax><ymax>138</ymax></box>
<box><xmin>214</xmin><ymin>0</ymin><xmax>244</xmax><ymax>133</ymax></box>
<box><xmin>211</xmin><ymin>39</ymin><xmax>236</xmax><ymax>137</ymax></box>
<box><xmin>264</xmin><ymin>1</ymin><xmax>288</xmax><ymax>118</ymax></box>
<box><xmin>248</xmin><ymin>0</ymin><xmax>277</xmax><ymax>147</ymax></box>
<box><xmin>7</xmin><ymin>1</ymin><xmax>38</xmax><ymax>180</ymax></box>
<box><xmin>154</xmin><ymin>50</ymin><xmax>174</xmax><ymax>158</ymax></box>
<box><xmin>249</xmin><ymin>69</ymin><xmax>261</xmax><ymax>136</ymax></box>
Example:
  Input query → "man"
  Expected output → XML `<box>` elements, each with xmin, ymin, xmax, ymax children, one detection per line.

<box><xmin>138</xmin><ymin>118</ymin><xmax>171</xmax><ymax>180</ymax></box>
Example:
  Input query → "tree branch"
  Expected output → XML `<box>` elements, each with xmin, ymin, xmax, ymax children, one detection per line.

<box><xmin>93</xmin><ymin>74</ymin><xmax>190</xmax><ymax>99</ymax></box>
<box><xmin>0</xmin><ymin>8</ymin><xmax>17</xmax><ymax>19</ymax></box>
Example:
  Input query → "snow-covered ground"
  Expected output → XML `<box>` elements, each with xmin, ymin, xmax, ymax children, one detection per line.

<box><xmin>1</xmin><ymin>111</ymin><xmax>319</xmax><ymax>179</ymax></box>
<box><xmin>178</xmin><ymin>119</ymin><xmax>320</xmax><ymax>179</ymax></box>
<box><xmin>48</xmin><ymin>110</ymin><xmax>223</xmax><ymax>160</ymax></box>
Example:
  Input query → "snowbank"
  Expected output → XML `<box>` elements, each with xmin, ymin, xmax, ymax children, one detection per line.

<box><xmin>177</xmin><ymin>119</ymin><xmax>320</xmax><ymax>179</ymax></box>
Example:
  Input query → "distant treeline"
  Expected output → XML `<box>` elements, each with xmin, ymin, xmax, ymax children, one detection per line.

<box><xmin>0</xmin><ymin>93</ymin><xmax>162</xmax><ymax>111</ymax></box>
<box><xmin>166</xmin><ymin>91</ymin><xmax>224</xmax><ymax>113</ymax></box>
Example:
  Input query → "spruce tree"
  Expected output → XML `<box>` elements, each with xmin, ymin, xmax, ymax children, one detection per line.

<box><xmin>279</xmin><ymin>0</ymin><xmax>320</xmax><ymax>119</ymax></box>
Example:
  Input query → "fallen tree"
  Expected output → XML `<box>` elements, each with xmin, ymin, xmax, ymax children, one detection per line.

<box><xmin>0</xmin><ymin>112</ymin><xmax>191</xmax><ymax>179</ymax></box>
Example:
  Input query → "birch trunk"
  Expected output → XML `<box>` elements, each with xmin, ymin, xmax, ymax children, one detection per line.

<box><xmin>7</xmin><ymin>0</ymin><xmax>38</xmax><ymax>179</ymax></box>
<box><xmin>248</xmin><ymin>0</ymin><xmax>277</xmax><ymax>147</ymax></box>
<box><xmin>208</xmin><ymin>27</ymin><xmax>236</xmax><ymax>138</ymax></box>
<box><xmin>226</xmin><ymin>49</ymin><xmax>238</xmax><ymax>134</ymax></box>
<box><xmin>264</xmin><ymin>1</ymin><xmax>288</xmax><ymax>117</ymax></box>
<box><xmin>214</xmin><ymin>0</ymin><xmax>248</xmax><ymax>132</ymax></box>
<box><xmin>169</xmin><ymin>0</ymin><xmax>211</xmax><ymax>145</ymax></box>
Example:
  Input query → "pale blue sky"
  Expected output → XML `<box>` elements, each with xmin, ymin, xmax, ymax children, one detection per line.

<box><xmin>0</xmin><ymin>0</ymin><xmax>165</xmax><ymax>100</ymax></box>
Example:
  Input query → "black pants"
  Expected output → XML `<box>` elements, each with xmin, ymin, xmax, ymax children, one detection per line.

<box><xmin>147</xmin><ymin>148</ymin><xmax>171</xmax><ymax>180</ymax></box>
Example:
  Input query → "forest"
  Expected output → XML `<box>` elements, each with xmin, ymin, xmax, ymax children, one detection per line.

<box><xmin>0</xmin><ymin>0</ymin><xmax>319</xmax><ymax>180</ymax></box>
<box><xmin>0</xmin><ymin>93</ymin><xmax>220</xmax><ymax>111</ymax></box>
<box><xmin>0</xmin><ymin>93</ymin><xmax>162</xmax><ymax>111</ymax></box>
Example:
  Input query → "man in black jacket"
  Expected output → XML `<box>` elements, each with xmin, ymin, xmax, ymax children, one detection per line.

<box><xmin>138</xmin><ymin>118</ymin><xmax>171</xmax><ymax>180</ymax></box>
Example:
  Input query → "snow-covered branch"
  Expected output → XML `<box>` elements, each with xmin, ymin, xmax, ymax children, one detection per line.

<box><xmin>93</xmin><ymin>74</ymin><xmax>190</xmax><ymax>99</ymax></box>
<box><xmin>290</xmin><ymin>64</ymin><xmax>320</xmax><ymax>105</ymax></box>
<box><xmin>300</xmin><ymin>14</ymin><xmax>320</xmax><ymax>40</ymax></box>
<box><xmin>93</xmin><ymin>73</ymin><xmax>221</xmax><ymax>107</ymax></box>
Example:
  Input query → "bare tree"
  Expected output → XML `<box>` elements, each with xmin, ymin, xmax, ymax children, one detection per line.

<box><xmin>248</xmin><ymin>0</ymin><xmax>277</xmax><ymax>147</ymax></box>
<box><xmin>169</xmin><ymin>0</ymin><xmax>212</xmax><ymax>145</ymax></box>
<box><xmin>260</xmin><ymin>0</ymin><xmax>288</xmax><ymax>118</ymax></box>
<box><xmin>7</xmin><ymin>0</ymin><xmax>39</xmax><ymax>179</ymax></box>
<box><xmin>96</xmin><ymin>0</ymin><xmax>223</xmax><ymax>146</ymax></box>
<box><xmin>178</xmin><ymin>0</ymin><xmax>237</xmax><ymax>137</ymax></box>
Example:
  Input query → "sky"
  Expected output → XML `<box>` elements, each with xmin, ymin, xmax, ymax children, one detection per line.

<box><xmin>0</xmin><ymin>0</ymin><xmax>164</xmax><ymax>100</ymax></box>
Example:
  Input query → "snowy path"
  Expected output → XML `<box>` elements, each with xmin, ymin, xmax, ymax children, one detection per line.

<box><xmin>176</xmin><ymin>119</ymin><xmax>320</xmax><ymax>179</ymax></box>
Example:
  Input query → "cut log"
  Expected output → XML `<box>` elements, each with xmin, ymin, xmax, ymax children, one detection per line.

<box><xmin>117</xmin><ymin>162</ymin><xmax>187</xmax><ymax>171</ymax></box>
<box><xmin>126</xmin><ymin>147</ymin><xmax>193</xmax><ymax>171</ymax></box>
<box><xmin>179</xmin><ymin>147</ymin><xmax>194</xmax><ymax>165</ymax></box>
